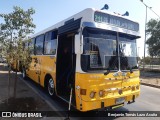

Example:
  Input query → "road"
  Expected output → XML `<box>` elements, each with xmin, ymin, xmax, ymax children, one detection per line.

<box><xmin>18</xmin><ymin>74</ymin><xmax>160</xmax><ymax>120</ymax></box>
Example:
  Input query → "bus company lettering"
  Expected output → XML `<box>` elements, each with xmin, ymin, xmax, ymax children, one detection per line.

<box><xmin>11</xmin><ymin>112</ymin><xmax>42</xmax><ymax>117</ymax></box>
<box><xmin>12</xmin><ymin>112</ymin><xmax>27</xmax><ymax>117</ymax></box>
<box><xmin>28</xmin><ymin>113</ymin><xmax>42</xmax><ymax>117</ymax></box>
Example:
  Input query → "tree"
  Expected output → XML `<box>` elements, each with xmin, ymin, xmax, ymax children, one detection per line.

<box><xmin>146</xmin><ymin>19</ymin><xmax>160</xmax><ymax>57</ymax></box>
<box><xmin>0</xmin><ymin>6</ymin><xmax>36</xmax><ymax>98</ymax></box>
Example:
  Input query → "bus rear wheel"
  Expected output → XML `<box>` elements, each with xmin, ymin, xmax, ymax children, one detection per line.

<box><xmin>47</xmin><ymin>78</ymin><xmax>55</xmax><ymax>97</ymax></box>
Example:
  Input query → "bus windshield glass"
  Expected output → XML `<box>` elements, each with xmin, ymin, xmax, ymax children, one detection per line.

<box><xmin>81</xmin><ymin>27</ymin><xmax>138</xmax><ymax>72</ymax></box>
<box><xmin>119</xmin><ymin>33</ymin><xmax>138</xmax><ymax>70</ymax></box>
<box><xmin>120</xmin><ymin>42</ymin><xmax>137</xmax><ymax>57</ymax></box>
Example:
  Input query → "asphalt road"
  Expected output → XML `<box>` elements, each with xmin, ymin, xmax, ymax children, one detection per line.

<box><xmin>18</xmin><ymin>74</ymin><xmax>160</xmax><ymax>120</ymax></box>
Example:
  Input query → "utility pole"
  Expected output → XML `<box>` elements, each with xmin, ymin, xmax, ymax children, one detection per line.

<box><xmin>139</xmin><ymin>0</ymin><xmax>160</xmax><ymax>69</ymax></box>
<box><xmin>139</xmin><ymin>0</ymin><xmax>151</xmax><ymax>69</ymax></box>
<box><xmin>144</xmin><ymin>5</ymin><xmax>147</xmax><ymax>70</ymax></box>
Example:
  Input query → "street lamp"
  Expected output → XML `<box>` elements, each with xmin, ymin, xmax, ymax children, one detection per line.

<box><xmin>140</xmin><ymin>0</ymin><xmax>152</xmax><ymax>69</ymax></box>
<box><xmin>140</xmin><ymin>0</ymin><xmax>160</xmax><ymax>69</ymax></box>
<box><xmin>144</xmin><ymin>4</ymin><xmax>147</xmax><ymax>69</ymax></box>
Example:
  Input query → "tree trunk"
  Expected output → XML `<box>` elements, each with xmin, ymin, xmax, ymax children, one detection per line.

<box><xmin>7</xmin><ymin>65</ymin><xmax>11</xmax><ymax>103</ymax></box>
<box><xmin>13</xmin><ymin>61</ymin><xmax>18</xmax><ymax>98</ymax></box>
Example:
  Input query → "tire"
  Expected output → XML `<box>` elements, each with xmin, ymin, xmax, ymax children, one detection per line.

<box><xmin>22</xmin><ymin>68</ymin><xmax>27</xmax><ymax>79</ymax></box>
<box><xmin>47</xmin><ymin>78</ymin><xmax>55</xmax><ymax>97</ymax></box>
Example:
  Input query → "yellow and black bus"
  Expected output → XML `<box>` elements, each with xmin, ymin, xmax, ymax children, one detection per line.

<box><xmin>22</xmin><ymin>8</ymin><xmax>141</xmax><ymax>111</ymax></box>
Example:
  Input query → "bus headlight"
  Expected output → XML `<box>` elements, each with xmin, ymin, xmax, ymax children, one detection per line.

<box><xmin>90</xmin><ymin>91</ymin><xmax>96</xmax><ymax>98</ymax></box>
<box><xmin>99</xmin><ymin>90</ymin><xmax>104</xmax><ymax>97</ymax></box>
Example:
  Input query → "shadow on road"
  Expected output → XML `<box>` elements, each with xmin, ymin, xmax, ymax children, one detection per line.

<box><xmin>0</xmin><ymin>97</ymin><xmax>38</xmax><ymax>111</ymax></box>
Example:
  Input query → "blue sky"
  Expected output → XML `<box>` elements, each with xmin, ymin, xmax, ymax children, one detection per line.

<box><xmin>0</xmin><ymin>0</ymin><xmax>160</xmax><ymax>57</ymax></box>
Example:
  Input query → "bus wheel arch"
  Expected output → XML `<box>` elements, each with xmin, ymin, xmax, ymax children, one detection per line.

<box><xmin>44</xmin><ymin>74</ymin><xmax>55</xmax><ymax>97</ymax></box>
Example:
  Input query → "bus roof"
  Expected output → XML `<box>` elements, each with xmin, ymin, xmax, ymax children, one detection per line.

<box><xmin>31</xmin><ymin>8</ymin><xmax>139</xmax><ymax>38</ymax></box>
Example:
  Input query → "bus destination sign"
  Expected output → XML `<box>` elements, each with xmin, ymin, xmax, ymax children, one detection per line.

<box><xmin>94</xmin><ymin>11</ymin><xmax>139</xmax><ymax>31</ymax></box>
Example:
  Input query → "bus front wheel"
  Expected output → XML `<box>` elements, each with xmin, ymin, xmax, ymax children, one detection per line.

<box><xmin>47</xmin><ymin>78</ymin><xmax>55</xmax><ymax>97</ymax></box>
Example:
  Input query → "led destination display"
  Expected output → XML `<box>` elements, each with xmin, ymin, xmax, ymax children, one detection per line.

<box><xmin>94</xmin><ymin>11</ymin><xmax>139</xmax><ymax>31</ymax></box>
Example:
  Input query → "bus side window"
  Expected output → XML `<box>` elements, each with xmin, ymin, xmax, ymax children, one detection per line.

<box><xmin>28</xmin><ymin>38</ymin><xmax>35</xmax><ymax>55</ymax></box>
<box><xmin>44</xmin><ymin>30</ymin><xmax>57</xmax><ymax>55</ymax></box>
<box><xmin>35</xmin><ymin>35</ymin><xmax>44</xmax><ymax>55</ymax></box>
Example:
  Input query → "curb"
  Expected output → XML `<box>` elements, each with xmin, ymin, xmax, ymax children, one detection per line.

<box><xmin>141</xmin><ymin>82</ymin><xmax>160</xmax><ymax>89</ymax></box>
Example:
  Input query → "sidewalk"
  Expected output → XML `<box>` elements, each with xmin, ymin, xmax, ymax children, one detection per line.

<box><xmin>140</xmin><ymin>71</ymin><xmax>160</xmax><ymax>89</ymax></box>
<box><xmin>0</xmin><ymin>63</ymin><xmax>62</xmax><ymax>119</ymax></box>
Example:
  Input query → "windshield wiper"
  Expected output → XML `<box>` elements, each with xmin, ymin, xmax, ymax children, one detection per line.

<box><xmin>104</xmin><ymin>68</ymin><xmax>110</xmax><ymax>75</ymax></box>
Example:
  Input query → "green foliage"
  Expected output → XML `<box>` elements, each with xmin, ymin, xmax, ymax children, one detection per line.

<box><xmin>141</xmin><ymin>56</ymin><xmax>151</xmax><ymax>64</ymax></box>
<box><xmin>0</xmin><ymin>6</ymin><xmax>36</xmax><ymax>70</ymax></box>
<box><xmin>146</xmin><ymin>19</ymin><xmax>160</xmax><ymax>57</ymax></box>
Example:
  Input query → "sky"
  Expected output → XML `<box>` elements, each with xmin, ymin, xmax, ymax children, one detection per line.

<box><xmin>0</xmin><ymin>0</ymin><xmax>160</xmax><ymax>57</ymax></box>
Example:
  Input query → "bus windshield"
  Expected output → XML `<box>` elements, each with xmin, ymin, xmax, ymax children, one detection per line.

<box><xmin>119</xmin><ymin>33</ymin><xmax>138</xmax><ymax>70</ymax></box>
<box><xmin>81</xmin><ymin>27</ymin><xmax>138</xmax><ymax>72</ymax></box>
<box><xmin>120</xmin><ymin>42</ymin><xmax>137</xmax><ymax>57</ymax></box>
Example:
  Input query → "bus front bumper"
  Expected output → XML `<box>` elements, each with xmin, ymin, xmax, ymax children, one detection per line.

<box><xmin>77</xmin><ymin>91</ymin><xmax>140</xmax><ymax>112</ymax></box>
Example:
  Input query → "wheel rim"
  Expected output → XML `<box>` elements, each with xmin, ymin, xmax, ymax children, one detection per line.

<box><xmin>48</xmin><ymin>78</ymin><xmax>54</xmax><ymax>96</ymax></box>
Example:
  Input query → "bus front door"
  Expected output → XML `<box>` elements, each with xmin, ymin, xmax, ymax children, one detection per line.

<box><xmin>56</xmin><ymin>34</ymin><xmax>76</xmax><ymax>101</ymax></box>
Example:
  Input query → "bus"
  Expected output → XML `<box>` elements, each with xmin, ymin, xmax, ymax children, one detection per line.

<box><xmin>22</xmin><ymin>8</ymin><xmax>140</xmax><ymax>111</ymax></box>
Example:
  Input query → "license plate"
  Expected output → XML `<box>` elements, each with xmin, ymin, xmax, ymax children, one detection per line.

<box><xmin>116</xmin><ymin>97</ymin><xmax>125</xmax><ymax>104</ymax></box>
